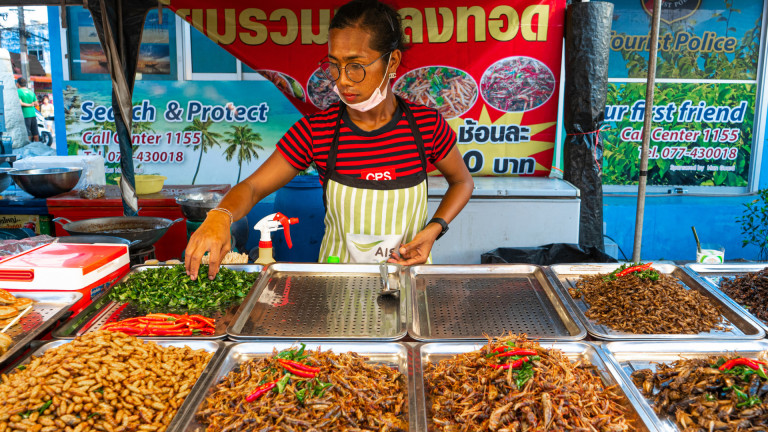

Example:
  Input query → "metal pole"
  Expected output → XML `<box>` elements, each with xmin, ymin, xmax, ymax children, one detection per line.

<box><xmin>17</xmin><ymin>6</ymin><xmax>29</xmax><ymax>81</ymax></box>
<box><xmin>631</xmin><ymin>0</ymin><xmax>662</xmax><ymax>262</ymax></box>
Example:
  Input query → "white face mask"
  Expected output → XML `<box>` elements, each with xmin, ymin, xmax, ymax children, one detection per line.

<box><xmin>333</xmin><ymin>54</ymin><xmax>392</xmax><ymax>112</ymax></box>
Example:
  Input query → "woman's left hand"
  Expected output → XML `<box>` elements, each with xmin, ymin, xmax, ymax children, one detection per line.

<box><xmin>387</xmin><ymin>225</ymin><xmax>441</xmax><ymax>265</ymax></box>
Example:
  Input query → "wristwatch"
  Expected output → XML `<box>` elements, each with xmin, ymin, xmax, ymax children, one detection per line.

<box><xmin>427</xmin><ymin>217</ymin><xmax>449</xmax><ymax>240</ymax></box>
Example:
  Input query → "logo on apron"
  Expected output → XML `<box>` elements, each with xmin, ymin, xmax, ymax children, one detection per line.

<box><xmin>347</xmin><ymin>233</ymin><xmax>403</xmax><ymax>263</ymax></box>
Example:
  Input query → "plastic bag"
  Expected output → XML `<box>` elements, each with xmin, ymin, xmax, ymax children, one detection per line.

<box><xmin>15</xmin><ymin>142</ymin><xmax>56</xmax><ymax>159</ymax></box>
<box><xmin>481</xmin><ymin>243</ymin><xmax>617</xmax><ymax>265</ymax></box>
<box><xmin>0</xmin><ymin>234</ymin><xmax>56</xmax><ymax>257</ymax></box>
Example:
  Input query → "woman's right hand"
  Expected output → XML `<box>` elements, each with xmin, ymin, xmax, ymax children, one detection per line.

<box><xmin>184</xmin><ymin>211</ymin><xmax>232</xmax><ymax>280</ymax></box>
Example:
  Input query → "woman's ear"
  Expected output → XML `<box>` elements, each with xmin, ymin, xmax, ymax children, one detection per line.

<box><xmin>389</xmin><ymin>49</ymin><xmax>402</xmax><ymax>77</ymax></box>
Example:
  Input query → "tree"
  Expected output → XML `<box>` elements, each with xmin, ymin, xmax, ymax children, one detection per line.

<box><xmin>223</xmin><ymin>125</ymin><xmax>263</xmax><ymax>183</ymax></box>
<box><xmin>184</xmin><ymin>119</ymin><xmax>222</xmax><ymax>185</ymax></box>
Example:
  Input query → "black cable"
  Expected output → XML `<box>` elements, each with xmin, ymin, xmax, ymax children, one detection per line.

<box><xmin>603</xmin><ymin>234</ymin><xmax>628</xmax><ymax>261</ymax></box>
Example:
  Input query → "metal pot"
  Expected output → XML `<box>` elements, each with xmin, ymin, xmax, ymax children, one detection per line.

<box><xmin>55</xmin><ymin>235</ymin><xmax>141</xmax><ymax>249</ymax></box>
<box><xmin>53</xmin><ymin>216</ymin><xmax>184</xmax><ymax>250</ymax></box>
<box><xmin>175</xmin><ymin>192</ymin><xmax>223</xmax><ymax>222</ymax></box>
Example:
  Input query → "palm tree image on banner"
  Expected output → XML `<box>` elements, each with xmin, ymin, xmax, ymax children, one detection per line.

<box><xmin>223</xmin><ymin>125</ymin><xmax>264</xmax><ymax>183</ymax></box>
<box><xmin>184</xmin><ymin>119</ymin><xmax>222</xmax><ymax>185</ymax></box>
<box><xmin>62</xmin><ymin>80</ymin><xmax>303</xmax><ymax>185</ymax></box>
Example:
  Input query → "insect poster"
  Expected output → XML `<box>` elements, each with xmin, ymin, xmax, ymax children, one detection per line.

<box><xmin>161</xmin><ymin>0</ymin><xmax>566</xmax><ymax>176</ymax></box>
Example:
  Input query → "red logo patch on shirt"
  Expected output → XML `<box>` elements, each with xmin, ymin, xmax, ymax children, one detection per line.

<box><xmin>361</xmin><ymin>169</ymin><xmax>396</xmax><ymax>181</ymax></box>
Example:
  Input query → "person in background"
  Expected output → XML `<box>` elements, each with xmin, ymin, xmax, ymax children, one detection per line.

<box><xmin>185</xmin><ymin>0</ymin><xmax>473</xmax><ymax>279</ymax></box>
<box><xmin>40</xmin><ymin>95</ymin><xmax>54</xmax><ymax>119</ymax></box>
<box><xmin>16</xmin><ymin>78</ymin><xmax>39</xmax><ymax>142</ymax></box>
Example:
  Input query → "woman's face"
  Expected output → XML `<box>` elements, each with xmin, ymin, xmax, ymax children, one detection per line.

<box><xmin>328</xmin><ymin>26</ymin><xmax>398</xmax><ymax>104</ymax></box>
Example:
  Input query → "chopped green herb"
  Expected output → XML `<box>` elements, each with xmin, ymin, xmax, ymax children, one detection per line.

<box><xmin>108</xmin><ymin>265</ymin><xmax>258</xmax><ymax>313</ymax></box>
<box><xmin>38</xmin><ymin>400</ymin><xmax>52</xmax><ymax>414</ymax></box>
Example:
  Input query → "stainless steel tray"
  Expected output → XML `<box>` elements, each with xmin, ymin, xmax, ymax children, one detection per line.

<box><xmin>4</xmin><ymin>338</ymin><xmax>225</xmax><ymax>432</ymax></box>
<box><xmin>227</xmin><ymin>263</ymin><xmax>407</xmax><ymax>340</ymax></box>
<box><xmin>174</xmin><ymin>341</ymin><xmax>415</xmax><ymax>431</ymax></box>
<box><xmin>685</xmin><ymin>263</ymin><xmax>768</xmax><ymax>334</ymax></box>
<box><xmin>408</xmin><ymin>264</ymin><xmax>586</xmax><ymax>341</ymax></box>
<box><xmin>53</xmin><ymin>264</ymin><xmax>262</xmax><ymax>340</ymax></box>
<box><xmin>415</xmin><ymin>341</ymin><xmax>656</xmax><ymax>432</ymax></box>
<box><xmin>548</xmin><ymin>263</ymin><xmax>764</xmax><ymax>340</ymax></box>
<box><xmin>601</xmin><ymin>340</ymin><xmax>768</xmax><ymax>432</ymax></box>
<box><xmin>0</xmin><ymin>291</ymin><xmax>82</xmax><ymax>370</ymax></box>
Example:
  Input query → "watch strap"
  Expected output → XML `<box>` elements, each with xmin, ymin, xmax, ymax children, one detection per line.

<box><xmin>427</xmin><ymin>217</ymin><xmax>449</xmax><ymax>240</ymax></box>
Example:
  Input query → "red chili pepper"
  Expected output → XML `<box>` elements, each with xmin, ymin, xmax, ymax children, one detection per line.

<box><xmin>104</xmin><ymin>325</ymin><xmax>142</xmax><ymax>334</ymax></box>
<box><xmin>616</xmin><ymin>263</ymin><xmax>653</xmax><ymax>277</ymax></box>
<box><xmin>491</xmin><ymin>346</ymin><xmax>508</xmax><ymax>353</ymax></box>
<box><xmin>279</xmin><ymin>362</ymin><xmax>317</xmax><ymax>378</ymax></box>
<box><xmin>190</xmin><ymin>314</ymin><xmax>215</xmax><ymax>326</ymax></box>
<box><xmin>245</xmin><ymin>381</ymin><xmax>277</xmax><ymax>402</ymax></box>
<box><xmin>720</xmin><ymin>358</ymin><xmax>762</xmax><ymax>371</ymax></box>
<box><xmin>489</xmin><ymin>356</ymin><xmax>531</xmax><ymax>370</ymax></box>
<box><xmin>495</xmin><ymin>349</ymin><xmax>538</xmax><ymax>358</ymax></box>
<box><xmin>278</xmin><ymin>359</ymin><xmax>321</xmax><ymax>373</ymax></box>
<box><xmin>509</xmin><ymin>356</ymin><xmax>531</xmax><ymax>368</ymax></box>
<box><xmin>489</xmin><ymin>363</ymin><xmax>513</xmax><ymax>370</ymax></box>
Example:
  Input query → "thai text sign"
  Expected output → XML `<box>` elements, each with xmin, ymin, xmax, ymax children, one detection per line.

<box><xmin>160</xmin><ymin>0</ymin><xmax>566</xmax><ymax>176</ymax></box>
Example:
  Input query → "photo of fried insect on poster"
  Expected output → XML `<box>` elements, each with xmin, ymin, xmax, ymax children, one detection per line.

<box><xmin>603</xmin><ymin>0</ymin><xmax>763</xmax><ymax>187</ymax></box>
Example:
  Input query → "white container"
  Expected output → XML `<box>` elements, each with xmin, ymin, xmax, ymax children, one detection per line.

<box><xmin>696</xmin><ymin>243</ymin><xmax>725</xmax><ymax>264</ymax></box>
<box><xmin>13</xmin><ymin>155</ymin><xmax>106</xmax><ymax>190</ymax></box>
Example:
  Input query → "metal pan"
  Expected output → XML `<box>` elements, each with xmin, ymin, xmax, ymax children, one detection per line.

<box><xmin>173</xmin><ymin>341</ymin><xmax>415</xmax><ymax>431</ymax></box>
<box><xmin>601</xmin><ymin>339</ymin><xmax>768</xmax><ymax>432</ymax></box>
<box><xmin>227</xmin><ymin>263</ymin><xmax>407</xmax><ymax>340</ymax></box>
<box><xmin>52</xmin><ymin>264</ymin><xmax>262</xmax><ymax>340</ymax></box>
<box><xmin>2</xmin><ymin>338</ymin><xmax>225</xmax><ymax>432</ymax></box>
<box><xmin>0</xmin><ymin>291</ymin><xmax>82</xmax><ymax>370</ymax></box>
<box><xmin>408</xmin><ymin>264</ymin><xmax>586</xmax><ymax>341</ymax></box>
<box><xmin>685</xmin><ymin>263</ymin><xmax>768</xmax><ymax>334</ymax></box>
<box><xmin>415</xmin><ymin>341</ymin><xmax>657</xmax><ymax>431</ymax></box>
<box><xmin>53</xmin><ymin>216</ymin><xmax>184</xmax><ymax>250</ymax></box>
<box><xmin>548</xmin><ymin>263</ymin><xmax>764</xmax><ymax>340</ymax></box>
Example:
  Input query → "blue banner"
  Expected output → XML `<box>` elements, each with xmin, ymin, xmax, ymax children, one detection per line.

<box><xmin>63</xmin><ymin>80</ymin><xmax>302</xmax><ymax>185</ymax></box>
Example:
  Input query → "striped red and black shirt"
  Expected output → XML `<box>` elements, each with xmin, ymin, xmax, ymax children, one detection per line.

<box><xmin>277</xmin><ymin>101</ymin><xmax>456</xmax><ymax>184</ymax></box>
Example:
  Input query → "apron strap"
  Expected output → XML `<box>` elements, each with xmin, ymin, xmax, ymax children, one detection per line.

<box><xmin>323</xmin><ymin>96</ymin><xmax>429</xmax><ymax>207</ymax></box>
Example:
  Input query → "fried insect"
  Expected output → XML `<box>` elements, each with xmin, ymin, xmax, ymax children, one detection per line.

<box><xmin>424</xmin><ymin>334</ymin><xmax>636</xmax><ymax>431</ymax></box>
<box><xmin>632</xmin><ymin>354</ymin><xmax>768</xmax><ymax>431</ymax></box>
<box><xmin>0</xmin><ymin>331</ymin><xmax>212</xmax><ymax>432</ymax></box>
<box><xmin>570</xmin><ymin>272</ymin><xmax>724</xmax><ymax>334</ymax></box>
<box><xmin>720</xmin><ymin>268</ymin><xmax>768</xmax><ymax>324</ymax></box>
<box><xmin>195</xmin><ymin>345</ymin><xmax>407</xmax><ymax>431</ymax></box>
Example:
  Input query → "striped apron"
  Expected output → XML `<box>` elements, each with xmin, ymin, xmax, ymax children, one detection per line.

<box><xmin>318</xmin><ymin>98</ymin><xmax>430</xmax><ymax>263</ymax></box>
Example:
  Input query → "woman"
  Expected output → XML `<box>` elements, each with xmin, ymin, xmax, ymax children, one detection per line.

<box><xmin>185</xmin><ymin>0</ymin><xmax>473</xmax><ymax>280</ymax></box>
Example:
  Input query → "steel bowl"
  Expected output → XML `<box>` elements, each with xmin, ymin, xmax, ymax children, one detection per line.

<box><xmin>10</xmin><ymin>167</ymin><xmax>83</xmax><ymax>198</ymax></box>
<box><xmin>176</xmin><ymin>192</ymin><xmax>224</xmax><ymax>221</ymax></box>
<box><xmin>0</xmin><ymin>168</ymin><xmax>13</xmax><ymax>194</ymax></box>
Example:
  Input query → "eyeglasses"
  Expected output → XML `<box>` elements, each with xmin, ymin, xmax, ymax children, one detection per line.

<box><xmin>318</xmin><ymin>52</ymin><xmax>390</xmax><ymax>83</ymax></box>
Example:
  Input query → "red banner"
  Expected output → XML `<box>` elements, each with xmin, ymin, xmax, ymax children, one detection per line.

<box><xmin>162</xmin><ymin>0</ymin><xmax>565</xmax><ymax>176</ymax></box>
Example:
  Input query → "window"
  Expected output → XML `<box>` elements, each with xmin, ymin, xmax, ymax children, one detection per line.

<box><xmin>66</xmin><ymin>6</ymin><xmax>177</xmax><ymax>81</ymax></box>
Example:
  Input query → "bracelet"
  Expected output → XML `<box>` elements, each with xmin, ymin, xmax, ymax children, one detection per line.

<box><xmin>209</xmin><ymin>207</ymin><xmax>233</xmax><ymax>225</ymax></box>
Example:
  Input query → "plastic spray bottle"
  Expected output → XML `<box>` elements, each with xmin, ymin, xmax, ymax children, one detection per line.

<box><xmin>253</xmin><ymin>212</ymin><xmax>299</xmax><ymax>265</ymax></box>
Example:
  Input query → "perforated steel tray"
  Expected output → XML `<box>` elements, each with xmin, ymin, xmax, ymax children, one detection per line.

<box><xmin>415</xmin><ymin>342</ymin><xmax>656</xmax><ymax>432</ymax></box>
<box><xmin>685</xmin><ymin>263</ymin><xmax>768</xmax><ymax>334</ymax></box>
<box><xmin>549</xmin><ymin>263</ymin><xmax>764</xmax><ymax>340</ymax></box>
<box><xmin>0</xmin><ymin>291</ymin><xmax>82</xmax><ymax>370</ymax></box>
<box><xmin>3</xmin><ymin>338</ymin><xmax>225</xmax><ymax>432</ymax></box>
<box><xmin>227</xmin><ymin>263</ymin><xmax>406</xmax><ymax>340</ymax></box>
<box><xmin>52</xmin><ymin>264</ymin><xmax>261</xmax><ymax>340</ymax></box>
<box><xmin>174</xmin><ymin>341</ymin><xmax>415</xmax><ymax>431</ymax></box>
<box><xmin>408</xmin><ymin>264</ymin><xmax>586</xmax><ymax>341</ymax></box>
<box><xmin>601</xmin><ymin>340</ymin><xmax>768</xmax><ymax>432</ymax></box>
